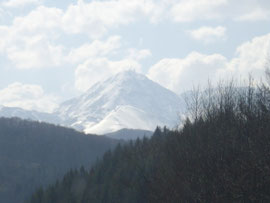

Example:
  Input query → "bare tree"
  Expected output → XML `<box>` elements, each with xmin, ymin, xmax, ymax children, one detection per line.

<box><xmin>266</xmin><ymin>67</ymin><xmax>270</xmax><ymax>84</ymax></box>
<box><xmin>183</xmin><ymin>85</ymin><xmax>202</xmax><ymax>123</ymax></box>
<box><xmin>265</xmin><ymin>56</ymin><xmax>270</xmax><ymax>85</ymax></box>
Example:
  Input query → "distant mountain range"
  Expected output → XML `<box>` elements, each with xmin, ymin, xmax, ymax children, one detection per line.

<box><xmin>0</xmin><ymin>105</ymin><xmax>61</xmax><ymax>124</ymax></box>
<box><xmin>0</xmin><ymin>71</ymin><xmax>185</xmax><ymax>137</ymax></box>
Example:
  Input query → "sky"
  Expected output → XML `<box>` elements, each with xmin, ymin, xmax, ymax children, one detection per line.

<box><xmin>0</xmin><ymin>0</ymin><xmax>270</xmax><ymax>113</ymax></box>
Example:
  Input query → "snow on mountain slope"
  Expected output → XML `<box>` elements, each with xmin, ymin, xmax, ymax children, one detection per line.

<box><xmin>57</xmin><ymin>71</ymin><xmax>184</xmax><ymax>134</ymax></box>
<box><xmin>85</xmin><ymin>105</ymin><xmax>162</xmax><ymax>134</ymax></box>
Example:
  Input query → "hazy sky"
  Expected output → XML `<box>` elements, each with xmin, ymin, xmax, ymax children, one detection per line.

<box><xmin>0</xmin><ymin>0</ymin><xmax>270</xmax><ymax>112</ymax></box>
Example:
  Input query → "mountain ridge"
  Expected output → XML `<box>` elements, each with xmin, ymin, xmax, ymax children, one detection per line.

<box><xmin>0</xmin><ymin>71</ymin><xmax>185</xmax><ymax>136</ymax></box>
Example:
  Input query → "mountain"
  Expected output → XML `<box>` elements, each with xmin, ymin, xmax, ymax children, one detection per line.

<box><xmin>0</xmin><ymin>105</ymin><xmax>61</xmax><ymax>124</ymax></box>
<box><xmin>57</xmin><ymin>71</ymin><xmax>184</xmax><ymax>134</ymax></box>
<box><xmin>28</xmin><ymin>81</ymin><xmax>270</xmax><ymax>203</ymax></box>
<box><xmin>0</xmin><ymin>117</ymin><xmax>120</xmax><ymax>203</ymax></box>
<box><xmin>0</xmin><ymin>71</ymin><xmax>184</xmax><ymax>136</ymax></box>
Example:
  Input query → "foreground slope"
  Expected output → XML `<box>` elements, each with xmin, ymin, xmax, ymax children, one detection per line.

<box><xmin>0</xmin><ymin>117</ymin><xmax>119</xmax><ymax>203</ymax></box>
<box><xmin>57</xmin><ymin>71</ymin><xmax>184</xmax><ymax>134</ymax></box>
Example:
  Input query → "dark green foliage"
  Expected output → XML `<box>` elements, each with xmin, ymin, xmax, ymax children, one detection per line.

<box><xmin>29</xmin><ymin>84</ymin><xmax>270</xmax><ymax>202</ymax></box>
<box><xmin>0</xmin><ymin>118</ymin><xmax>119</xmax><ymax>203</ymax></box>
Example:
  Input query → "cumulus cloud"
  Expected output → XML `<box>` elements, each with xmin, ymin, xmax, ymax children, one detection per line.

<box><xmin>148</xmin><ymin>52</ymin><xmax>228</xmax><ymax>93</ymax></box>
<box><xmin>0</xmin><ymin>1</ymin><xmax>157</xmax><ymax>69</ymax></box>
<box><xmin>0</xmin><ymin>83</ymin><xmax>59</xmax><ymax>112</ymax></box>
<box><xmin>60</xmin><ymin>0</ymin><xmax>270</xmax><ymax>27</ymax></box>
<box><xmin>75</xmin><ymin>58</ymin><xmax>142</xmax><ymax>91</ymax></box>
<box><xmin>12</xmin><ymin>6</ymin><xmax>63</xmax><ymax>32</ymax></box>
<box><xmin>6</xmin><ymin>35</ymin><xmax>65</xmax><ymax>69</ymax></box>
<box><xmin>148</xmin><ymin>33</ymin><xmax>270</xmax><ymax>94</ymax></box>
<box><xmin>188</xmin><ymin>26</ymin><xmax>227</xmax><ymax>44</ymax></box>
<box><xmin>0</xmin><ymin>6</ymin><xmax>65</xmax><ymax>69</ymax></box>
<box><xmin>68</xmin><ymin>37</ymin><xmax>151</xmax><ymax>65</ymax></box>
<box><xmin>0</xmin><ymin>6</ymin><xmax>124</xmax><ymax>69</ymax></box>
<box><xmin>227</xmin><ymin>33</ymin><xmax>270</xmax><ymax>79</ymax></box>
<box><xmin>1</xmin><ymin>0</ymin><xmax>269</xmax><ymax>72</ymax></box>
<box><xmin>2</xmin><ymin>0</ymin><xmax>41</xmax><ymax>8</ymax></box>
<box><xmin>62</xmin><ymin>0</ymin><xmax>161</xmax><ymax>38</ymax></box>
<box><xmin>68</xmin><ymin>36</ymin><xmax>122</xmax><ymax>63</ymax></box>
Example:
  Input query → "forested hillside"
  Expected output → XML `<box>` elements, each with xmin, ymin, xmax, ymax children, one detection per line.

<box><xmin>29</xmin><ymin>81</ymin><xmax>270</xmax><ymax>202</ymax></box>
<box><xmin>0</xmin><ymin>118</ymin><xmax>120</xmax><ymax>203</ymax></box>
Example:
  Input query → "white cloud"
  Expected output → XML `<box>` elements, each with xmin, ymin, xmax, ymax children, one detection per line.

<box><xmin>148</xmin><ymin>52</ymin><xmax>228</xmax><ymax>93</ymax></box>
<box><xmin>62</xmin><ymin>0</ymin><xmax>161</xmax><ymax>38</ymax></box>
<box><xmin>6</xmin><ymin>35</ymin><xmax>65</xmax><ymax>69</ymax></box>
<box><xmin>227</xmin><ymin>33</ymin><xmax>270</xmax><ymax>79</ymax></box>
<box><xmin>170</xmin><ymin>0</ymin><xmax>227</xmax><ymax>22</ymax></box>
<box><xmin>0</xmin><ymin>6</ymin><xmax>64</xmax><ymax>69</ymax></box>
<box><xmin>2</xmin><ymin>0</ymin><xmax>41</xmax><ymax>8</ymax></box>
<box><xmin>12</xmin><ymin>6</ymin><xmax>63</xmax><ymax>33</ymax></box>
<box><xmin>0</xmin><ymin>83</ymin><xmax>59</xmax><ymax>113</ymax></box>
<box><xmin>0</xmin><ymin>0</ymin><xmax>269</xmax><ymax>73</ymax></box>
<box><xmin>68</xmin><ymin>37</ymin><xmax>151</xmax><ymax>67</ymax></box>
<box><xmin>0</xmin><ymin>1</ymin><xmax>158</xmax><ymax>68</ymax></box>
<box><xmin>75</xmin><ymin>58</ymin><xmax>142</xmax><ymax>91</ymax></box>
<box><xmin>188</xmin><ymin>26</ymin><xmax>227</xmax><ymax>43</ymax></box>
<box><xmin>148</xmin><ymin>33</ymin><xmax>270</xmax><ymax>94</ymax></box>
<box><xmin>0</xmin><ymin>2</ymin><xmax>150</xmax><ymax>69</ymax></box>
<box><xmin>68</xmin><ymin>36</ymin><xmax>122</xmax><ymax>63</ymax></box>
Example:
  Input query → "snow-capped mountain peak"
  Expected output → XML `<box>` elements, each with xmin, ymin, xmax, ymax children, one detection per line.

<box><xmin>57</xmin><ymin>70</ymin><xmax>184</xmax><ymax>134</ymax></box>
